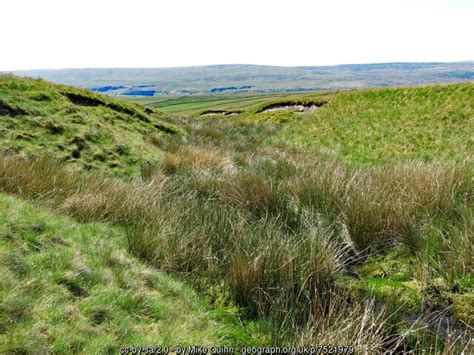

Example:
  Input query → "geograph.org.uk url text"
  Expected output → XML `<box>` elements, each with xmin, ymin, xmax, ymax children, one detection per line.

<box><xmin>120</xmin><ymin>345</ymin><xmax>356</xmax><ymax>354</ymax></box>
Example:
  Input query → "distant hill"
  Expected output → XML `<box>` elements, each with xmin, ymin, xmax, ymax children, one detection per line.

<box><xmin>9</xmin><ymin>62</ymin><xmax>474</xmax><ymax>96</ymax></box>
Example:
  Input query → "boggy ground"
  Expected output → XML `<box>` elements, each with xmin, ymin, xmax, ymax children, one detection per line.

<box><xmin>0</xmin><ymin>75</ymin><xmax>473</xmax><ymax>352</ymax></box>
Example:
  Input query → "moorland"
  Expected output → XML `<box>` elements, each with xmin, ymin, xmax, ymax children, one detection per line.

<box><xmin>0</xmin><ymin>74</ymin><xmax>472</xmax><ymax>353</ymax></box>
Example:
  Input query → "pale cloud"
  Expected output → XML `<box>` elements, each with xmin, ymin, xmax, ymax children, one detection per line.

<box><xmin>1</xmin><ymin>0</ymin><xmax>473</xmax><ymax>70</ymax></box>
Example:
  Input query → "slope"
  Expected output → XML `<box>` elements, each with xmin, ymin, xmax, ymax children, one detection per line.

<box><xmin>0</xmin><ymin>193</ymin><xmax>261</xmax><ymax>353</ymax></box>
<box><xmin>0</xmin><ymin>75</ymin><xmax>180</xmax><ymax>176</ymax></box>
<box><xmin>257</xmin><ymin>82</ymin><xmax>474</xmax><ymax>164</ymax></box>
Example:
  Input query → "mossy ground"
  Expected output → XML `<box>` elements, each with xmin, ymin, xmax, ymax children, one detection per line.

<box><xmin>340</xmin><ymin>244</ymin><xmax>473</xmax><ymax>328</ymax></box>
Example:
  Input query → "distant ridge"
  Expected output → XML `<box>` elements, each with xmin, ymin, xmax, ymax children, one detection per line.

<box><xmin>9</xmin><ymin>62</ymin><xmax>474</xmax><ymax>96</ymax></box>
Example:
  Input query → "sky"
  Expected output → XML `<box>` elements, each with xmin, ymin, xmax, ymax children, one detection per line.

<box><xmin>1</xmin><ymin>0</ymin><xmax>473</xmax><ymax>71</ymax></box>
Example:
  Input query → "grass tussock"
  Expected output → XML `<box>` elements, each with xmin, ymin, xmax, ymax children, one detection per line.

<box><xmin>289</xmin><ymin>160</ymin><xmax>472</xmax><ymax>252</ymax></box>
<box><xmin>161</xmin><ymin>146</ymin><xmax>235</xmax><ymax>174</ymax></box>
<box><xmin>1</xmin><ymin>153</ymin><xmax>471</xmax><ymax>348</ymax></box>
<box><xmin>296</xmin><ymin>297</ymin><xmax>392</xmax><ymax>351</ymax></box>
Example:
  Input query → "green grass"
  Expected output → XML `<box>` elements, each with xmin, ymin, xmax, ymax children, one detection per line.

<box><xmin>123</xmin><ymin>92</ymin><xmax>318</xmax><ymax>114</ymax></box>
<box><xmin>130</xmin><ymin>82</ymin><xmax>474</xmax><ymax>163</ymax></box>
<box><xmin>1</xmin><ymin>76</ymin><xmax>473</xmax><ymax>352</ymax></box>
<box><xmin>0</xmin><ymin>193</ymin><xmax>264</xmax><ymax>353</ymax></box>
<box><xmin>257</xmin><ymin>83</ymin><xmax>474</xmax><ymax>164</ymax></box>
<box><xmin>0</xmin><ymin>74</ymin><xmax>180</xmax><ymax>176</ymax></box>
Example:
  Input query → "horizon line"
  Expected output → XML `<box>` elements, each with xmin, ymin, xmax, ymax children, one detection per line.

<box><xmin>5</xmin><ymin>60</ymin><xmax>474</xmax><ymax>72</ymax></box>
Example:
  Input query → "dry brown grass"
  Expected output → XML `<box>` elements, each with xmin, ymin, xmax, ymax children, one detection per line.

<box><xmin>0</xmin><ymin>154</ymin><xmax>76</xmax><ymax>203</ymax></box>
<box><xmin>296</xmin><ymin>297</ymin><xmax>394</xmax><ymax>352</ymax></box>
<box><xmin>0</xmin><ymin>153</ymin><xmax>471</xmax><ymax>348</ymax></box>
<box><xmin>217</xmin><ymin>172</ymin><xmax>280</xmax><ymax>217</ymax></box>
<box><xmin>227</xmin><ymin>222</ymin><xmax>345</xmax><ymax>320</ymax></box>
<box><xmin>161</xmin><ymin>146</ymin><xmax>235</xmax><ymax>174</ymax></box>
<box><xmin>0</xmin><ymin>154</ymin><xmax>162</xmax><ymax>226</ymax></box>
<box><xmin>58</xmin><ymin>179</ymin><xmax>160</xmax><ymax>225</ymax></box>
<box><xmin>287</xmin><ymin>160</ymin><xmax>472</xmax><ymax>252</ymax></box>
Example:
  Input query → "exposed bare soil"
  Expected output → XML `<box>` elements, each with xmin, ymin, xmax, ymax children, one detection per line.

<box><xmin>200</xmin><ymin>110</ymin><xmax>242</xmax><ymax>116</ymax></box>
<box><xmin>0</xmin><ymin>100</ymin><xmax>27</xmax><ymax>117</ymax></box>
<box><xmin>258</xmin><ymin>101</ymin><xmax>326</xmax><ymax>113</ymax></box>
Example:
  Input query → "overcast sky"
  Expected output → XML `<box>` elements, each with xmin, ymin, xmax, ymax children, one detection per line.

<box><xmin>2</xmin><ymin>0</ymin><xmax>473</xmax><ymax>71</ymax></box>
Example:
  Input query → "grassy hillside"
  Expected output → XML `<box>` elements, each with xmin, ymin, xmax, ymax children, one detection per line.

<box><xmin>141</xmin><ymin>82</ymin><xmax>473</xmax><ymax>164</ymax></box>
<box><xmin>0</xmin><ymin>193</ymin><xmax>262</xmax><ymax>353</ymax></box>
<box><xmin>1</xmin><ymin>76</ymin><xmax>472</xmax><ymax>352</ymax></box>
<box><xmin>261</xmin><ymin>83</ymin><xmax>474</xmax><ymax>163</ymax></box>
<box><xmin>0</xmin><ymin>75</ymin><xmax>179</xmax><ymax>176</ymax></box>
<box><xmin>122</xmin><ymin>93</ymin><xmax>302</xmax><ymax>114</ymax></box>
